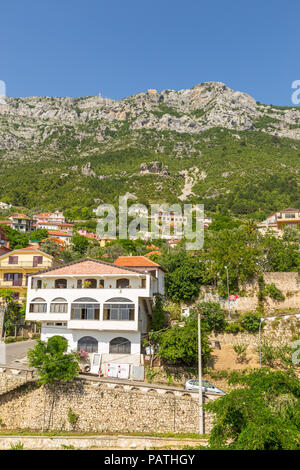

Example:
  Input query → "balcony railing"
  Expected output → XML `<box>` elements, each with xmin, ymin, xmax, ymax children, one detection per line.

<box><xmin>0</xmin><ymin>261</ymin><xmax>52</xmax><ymax>268</ymax></box>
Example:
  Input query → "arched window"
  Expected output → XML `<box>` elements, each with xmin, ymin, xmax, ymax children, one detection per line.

<box><xmin>109</xmin><ymin>337</ymin><xmax>131</xmax><ymax>354</ymax></box>
<box><xmin>78</xmin><ymin>336</ymin><xmax>98</xmax><ymax>353</ymax></box>
<box><xmin>116</xmin><ymin>278</ymin><xmax>130</xmax><ymax>288</ymax></box>
<box><xmin>29</xmin><ymin>297</ymin><xmax>47</xmax><ymax>313</ymax></box>
<box><xmin>103</xmin><ymin>297</ymin><xmax>135</xmax><ymax>320</ymax></box>
<box><xmin>55</xmin><ymin>279</ymin><xmax>67</xmax><ymax>289</ymax></box>
<box><xmin>71</xmin><ymin>298</ymin><xmax>100</xmax><ymax>320</ymax></box>
<box><xmin>50</xmin><ymin>297</ymin><xmax>68</xmax><ymax>313</ymax></box>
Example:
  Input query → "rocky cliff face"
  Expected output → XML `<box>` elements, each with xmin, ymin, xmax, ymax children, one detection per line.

<box><xmin>1</xmin><ymin>82</ymin><xmax>300</xmax><ymax>213</ymax></box>
<box><xmin>1</xmin><ymin>82</ymin><xmax>300</xmax><ymax>152</ymax></box>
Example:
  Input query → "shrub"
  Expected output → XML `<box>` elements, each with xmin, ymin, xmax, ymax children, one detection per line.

<box><xmin>240</xmin><ymin>313</ymin><xmax>261</xmax><ymax>333</ymax></box>
<box><xmin>264</xmin><ymin>283</ymin><xmax>285</xmax><ymax>301</ymax></box>
<box><xmin>233</xmin><ymin>344</ymin><xmax>248</xmax><ymax>363</ymax></box>
<box><xmin>225</xmin><ymin>322</ymin><xmax>243</xmax><ymax>334</ymax></box>
<box><xmin>193</xmin><ymin>302</ymin><xmax>227</xmax><ymax>333</ymax></box>
<box><xmin>67</xmin><ymin>407</ymin><xmax>79</xmax><ymax>429</ymax></box>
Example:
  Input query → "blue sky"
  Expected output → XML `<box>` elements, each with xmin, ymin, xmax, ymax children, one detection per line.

<box><xmin>1</xmin><ymin>0</ymin><xmax>300</xmax><ymax>105</ymax></box>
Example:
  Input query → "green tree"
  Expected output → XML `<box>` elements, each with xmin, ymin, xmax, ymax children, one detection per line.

<box><xmin>27</xmin><ymin>336</ymin><xmax>80</xmax><ymax>384</ymax></box>
<box><xmin>39</xmin><ymin>238</ymin><xmax>62</xmax><ymax>258</ymax></box>
<box><xmin>71</xmin><ymin>232</ymin><xmax>90</xmax><ymax>256</ymax></box>
<box><xmin>192</xmin><ymin>302</ymin><xmax>227</xmax><ymax>333</ymax></box>
<box><xmin>150</xmin><ymin>295</ymin><xmax>166</xmax><ymax>331</ymax></box>
<box><xmin>206</xmin><ymin>369</ymin><xmax>300</xmax><ymax>450</ymax></box>
<box><xmin>160</xmin><ymin>251</ymin><xmax>205</xmax><ymax>302</ymax></box>
<box><xmin>202</xmin><ymin>227</ymin><xmax>263</xmax><ymax>297</ymax></box>
<box><xmin>158</xmin><ymin>316</ymin><xmax>211</xmax><ymax>366</ymax></box>
<box><xmin>1</xmin><ymin>226</ymin><xmax>29</xmax><ymax>249</ymax></box>
<box><xmin>30</xmin><ymin>229</ymin><xmax>49</xmax><ymax>242</ymax></box>
<box><xmin>0</xmin><ymin>289</ymin><xmax>24</xmax><ymax>337</ymax></box>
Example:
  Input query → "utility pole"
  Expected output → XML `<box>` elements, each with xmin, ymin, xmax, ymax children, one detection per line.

<box><xmin>225</xmin><ymin>265</ymin><xmax>231</xmax><ymax>320</ymax></box>
<box><xmin>198</xmin><ymin>313</ymin><xmax>204</xmax><ymax>434</ymax></box>
<box><xmin>259</xmin><ymin>317</ymin><xmax>264</xmax><ymax>368</ymax></box>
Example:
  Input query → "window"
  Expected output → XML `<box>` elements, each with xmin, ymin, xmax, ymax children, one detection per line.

<box><xmin>37</xmin><ymin>280</ymin><xmax>42</xmax><ymax>289</ymax></box>
<box><xmin>33</xmin><ymin>256</ymin><xmax>43</xmax><ymax>267</ymax></box>
<box><xmin>99</xmin><ymin>279</ymin><xmax>104</xmax><ymax>288</ymax></box>
<box><xmin>50</xmin><ymin>298</ymin><xmax>68</xmax><ymax>313</ymax></box>
<box><xmin>55</xmin><ymin>279</ymin><xmax>67</xmax><ymax>289</ymax></box>
<box><xmin>141</xmin><ymin>278</ymin><xmax>146</xmax><ymax>288</ymax></box>
<box><xmin>103</xmin><ymin>302</ymin><xmax>135</xmax><ymax>321</ymax></box>
<box><xmin>29</xmin><ymin>297</ymin><xmax>47</xmax><ymax>313</ymax></box>
<box><xmin>285</xmin><ymin>213</ymin><xmax>296</xmax><ymax>219</ymax></box>
<box><xmin>116</xmin><ymin>278</ymin><xmax>130</xmax><ymax>288</ymax></box>
<box><xmin>8</xmin><ymin>256</ymin><xmax>18</xmax><ymax>265</ymax></box>
<box><xmin>4</xmin><ymin>273</ymin><xmax>22</xmax><ymax>286</ymax></box>
<box><xmin>78</xmin><ymin>336</ymin><xmax>98</xmax><ymax>353</ymax></box>
<box><xmin>71</xmin><ymin>298</ymin><xmax>100</xmax><ymax>320</ymax></box>
<box><xmin>109</xmin><ymin>337</ymin><xmax>131</xmax><ymax>354</ymax></box>
<box><xmin>83</xmin><ymin>279</ymin><xmax>97</xmax><ymax>288</ymax></box>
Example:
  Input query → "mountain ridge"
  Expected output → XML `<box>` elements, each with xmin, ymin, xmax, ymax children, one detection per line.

<box><xmin>1</xmin><ymin>81</ymin><xmax>300</xmax><ymax>217</ymax></box>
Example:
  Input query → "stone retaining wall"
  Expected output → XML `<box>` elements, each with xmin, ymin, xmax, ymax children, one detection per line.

<box><xmin>0</xmin><ymin>381</ymin><xmax>214</xmax><ymax>434</ymax></box>
<box><xmin>199</xmin><ymin>272</ymin><xmax>300</xmax><ymax>313</ymax></box>
<box><xmin>211</xmin><ymin>315</ymin><xmax>300</xmax><ymax>350</ymax></box>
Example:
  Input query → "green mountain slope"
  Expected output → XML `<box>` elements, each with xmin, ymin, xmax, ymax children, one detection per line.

<box><xmin>0</xmin><ymin>82</ymin><xmax>300</xmax><ymax>218</ymax></box>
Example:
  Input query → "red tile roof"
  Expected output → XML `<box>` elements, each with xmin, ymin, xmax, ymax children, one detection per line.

<box><xmin>48</xmin><ymin>230</ymin><xmax>72</xmax><ymax>237</ymax></box>
<box><xmin>32</xmin><ymin>258</ymin><xmax>144</xmax><ymax>276</ymax></box>
<box><xmin>114</xmin><ymin>256</ymin><xmax>161</xmax><ymax>268</ymax></box>
<box><xmin>145</xmin><ymin>250</ymin><xmax>162</xmax><ymax>257</ymax></box>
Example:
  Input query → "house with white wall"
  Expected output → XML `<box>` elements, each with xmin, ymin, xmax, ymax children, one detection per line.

<box><xmin>26</xmin><ymin>257</ymin><xmax>165</xmax><ymax>375</ymax></box>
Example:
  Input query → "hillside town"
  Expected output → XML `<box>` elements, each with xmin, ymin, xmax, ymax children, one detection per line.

<box><xmin>1</xmin><ymin>0</ymin><xmax>300</xmax><ymax>454</ymax></box>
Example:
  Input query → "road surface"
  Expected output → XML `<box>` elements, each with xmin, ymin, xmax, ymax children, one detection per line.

<box><xmin>0</xmin><ymin>340</ymin><xmax>36</xmax><ymax>366</ymax></box>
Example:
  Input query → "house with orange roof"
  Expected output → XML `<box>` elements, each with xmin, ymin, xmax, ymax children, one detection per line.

<box><xmin>26</xmin><ymin>256</ymin><xmax>165</xmax><ymax>375</ymax></box>
<box><xmin>47</xmin><ymin>230</ymin><xmax>72</xmax><ymax>245</ymax></box>
<box><xmin>0</xmin><ymin>247</ymin><xmax>56</xmax><ymax>302</ymax></box>
<box><xmin>114</xmin><ymin>256</ymin><xmax>165</xmax><ymax>296</ymax></box>
<box><xmin>258</xmin><ymin>208</ymin><xmax>300</xmax><ymax>236</ymax></box>
<box><xmin>8</xmin><ymin>213</ymin><xmax>34</xmax><ymax>232</ymax></box>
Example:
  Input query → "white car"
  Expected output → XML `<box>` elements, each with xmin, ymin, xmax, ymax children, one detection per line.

<box><xmin>184</xmin><ymin>379</ymin><xmax>226</xmax><ymax>395</ymax></box>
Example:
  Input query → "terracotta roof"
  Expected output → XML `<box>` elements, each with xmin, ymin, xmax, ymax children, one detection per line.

<box><xmin>0</xmin><ymin>220</ymin><xmax>12</xmax><ymax>225</ymax></box>
<box><xmin>31</xmin><ymin>258</ymin><xmax>145</xmax><ymax>277</ymax></box>
<box><xmin>48</xmin><ymin>230</ymin><xmax>72</xmax><ymax>237</ymax></box>
<box><xmin>0</xmin><ymin>246</ymin><xmax>53</xmax><ymax>260</ymax></box>
<box><xmin>145</xmin><ymin>250</ymin><xmax>162</xmax><ymax>257</ymax></box>
<box><xmin>9</xmin><ymin>213</ymin><xmax>31</xmax><ymax>220</ymax></box>
<box><xmin>114</xmin><ymin>256</ymin><xmax>161</xmax><ymax>268</ymax></box>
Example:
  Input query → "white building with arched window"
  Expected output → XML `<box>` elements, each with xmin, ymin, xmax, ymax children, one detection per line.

<box><xmin>26</xmin><ymin>257</ymin><xmax>165</xmax><ymax>375</ymax></box>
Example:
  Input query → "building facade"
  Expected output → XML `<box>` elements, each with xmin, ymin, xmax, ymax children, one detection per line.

<box><xmin>258</xmin><ymin>208</ymin><xmax>300</xmax><ymax>236</ymax></box>
<box><xmin>25</xmin><ymin>257</ymin><xmax>165</xmax><ymax>373</ymax></box>
<box><xmin>0</xmin><ymin>247</ymin><xmax>55</xmax><ymax>301</ymax></box>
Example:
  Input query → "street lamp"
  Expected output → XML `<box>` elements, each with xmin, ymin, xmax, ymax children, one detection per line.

<box><xmin>224</xmin><ymin>265</ymin><xmax>231</xmax><ymax>320</ymax></box>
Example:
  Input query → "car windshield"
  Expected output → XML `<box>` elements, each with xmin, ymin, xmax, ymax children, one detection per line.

<box><xmin>202</xmin><ymin>380</ymin><xmax>215</xmax><ymax>388</ymax></box>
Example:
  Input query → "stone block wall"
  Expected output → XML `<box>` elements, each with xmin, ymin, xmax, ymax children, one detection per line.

<box><xmin>199</xmin><ymin>272</ymin><xmax>300</xmax><ymax>313</ymax></box>
<box><xmin>0</xmin><ymin>381</ymin><xmax>214</xmax><ymax>434</ymax></box>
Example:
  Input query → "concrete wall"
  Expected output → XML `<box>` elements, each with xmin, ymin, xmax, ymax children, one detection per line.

<box><xmin>0</xmin><ymin>381</ymin><xmax>214</xmax><ymax>434</ymax></box>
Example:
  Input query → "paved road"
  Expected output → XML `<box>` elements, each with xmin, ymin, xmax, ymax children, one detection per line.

<box><xmin>0</xmin><ymin>340</ymin><xmax>37</xmax><ymax>366</ymax></box>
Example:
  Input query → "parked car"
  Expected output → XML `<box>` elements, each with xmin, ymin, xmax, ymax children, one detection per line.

<box><xmin>184</xmin><ymin>379</ymin><xmax>226</xmax><ymax>395</ymax></box>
